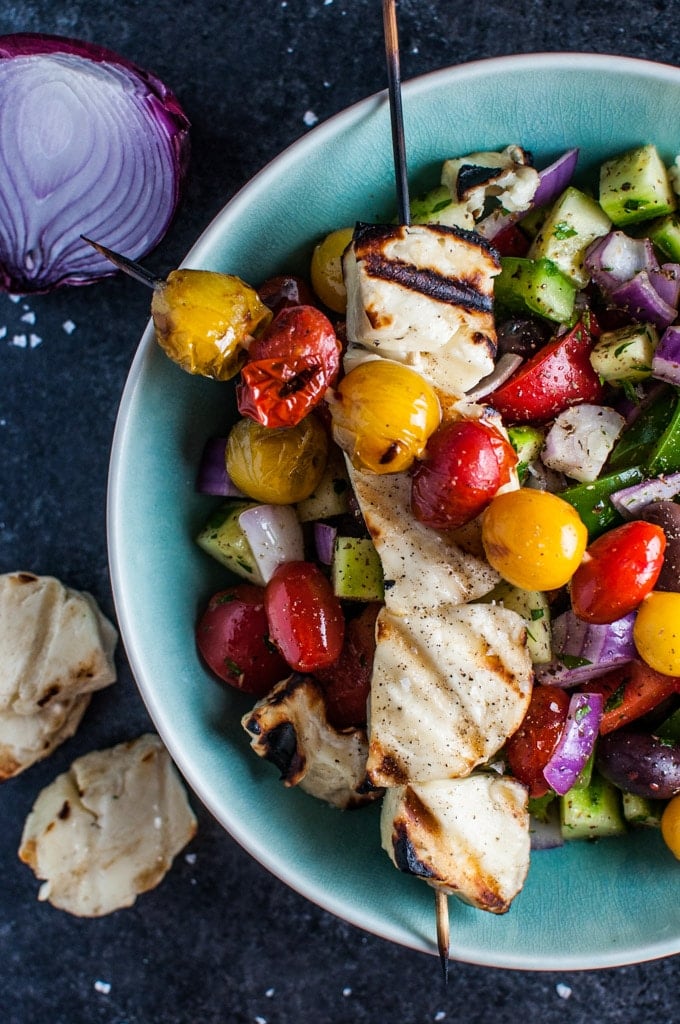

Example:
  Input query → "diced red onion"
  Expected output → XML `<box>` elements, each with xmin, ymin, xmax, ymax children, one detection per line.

<box><xmin>609</xmin><ymin>271</ymin><xmax>677</xmax><ymax>330</ymax></box>
<box><xmin>541</xmin><ymin>404</ymin><xmax>625</xmax><ymax>483</ymax></box>
<box><xmin>652</xmin><ymin>325</ymin><xmax>680</xmax><ymax>386</ymax></box>
<box><xmin>650</xmin><ymin>264</ymin><xmax>680</xmax><ymax>309</ymax></box>
<box><xmin>535</xmin><ymin>611</ymin><xmax>636</xmax><ymax>687</ymax></box>
<box><xmin>530</xmin><ymin>809</ymin><xmax>565</xmax><ymax>851</ymax></box>
<box><xmin>466</xmin><ymin>353</ymin><xmax>523</xmax><ymax>399</ymax></box>
<box><xmin>0</xmin><ymin>33</ymin><xmax>190</xmax><ymax>293</ymax></box>
<box><xmin>313</xmin><ymin>522</ymin><xmax>338</xmax><ymax>566</ymax></box>
<box><xmin>585</xmin><ymin>232</ymin><xmax>658</xmax><ymax>295</ymax></box>
<box><xmin>542</xmin><ymin>692</ymin><xmax>604</xmax><ymax>796</ymax></box>
<box><xmin>238</xmin><ymin>505</ymin><xmax>304</xmax><ymax>584</ymax></box>
<box><xmin>196</xmin><ymin>438</ymin><xmax>245</xmax><ymax>497</ymax></box>
<box><xmin>530</xmin><ymin>148</ymin><xmax>579</xmax><ymax>209</ymax></box>
<box><xmin>610</xmin><ymin>471</ymin><xmax>680</xmax><ymax>518</ymax></box>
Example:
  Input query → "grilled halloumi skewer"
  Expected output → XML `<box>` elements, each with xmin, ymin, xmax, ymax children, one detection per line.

<box><xmin>339</xmin><ymin>202</ymin><xmax>537</xmax><ymax>918</ymax></box>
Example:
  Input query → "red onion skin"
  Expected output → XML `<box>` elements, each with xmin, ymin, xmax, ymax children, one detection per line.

<box><xmin>542</xmin><ymin>691</ymin><xmax>604</xmax><ymax>796</ymax></box>
<box><xmin>0</xmin><ymin>33</ymin><xmax>190</xmax><ymax>293</ymax></box>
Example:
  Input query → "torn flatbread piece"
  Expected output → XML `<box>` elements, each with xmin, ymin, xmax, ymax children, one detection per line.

<box><xmin>381</xmin><ymin>773</ymin><xmax>530</xmax><ymax>914</ymax></box>
<box><xmin>18</xmin><ymin>733</ymin><xmax>197</xmax><ymax>917</ymax></box>
<box><xmin>0</xmin><ymin>572</ymin><xmax>117</xmax><ymax>779</ymax></box>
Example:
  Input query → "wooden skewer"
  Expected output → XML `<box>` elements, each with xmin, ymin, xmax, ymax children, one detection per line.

<box><xmin>434</xmin><ymin>888</ymin><xmax>451</xmax><ymax>985</ymax></box>
<box><xmin>80</xmin><ymin>235</ymin><xmax>164</xmax><ymax>290</ymax></box>
<box><xmin>382</xmin><ymin>0</ymin><xmax>410</xmax><ymax>226</ymax></box>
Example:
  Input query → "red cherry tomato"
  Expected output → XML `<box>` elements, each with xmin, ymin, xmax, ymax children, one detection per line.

<box><xmin>237</xmin><ymin>305</ymin><xmax>341</xmax><ymax>428</ymax></box>
<box><xmin>570</xmin><ymin>521</ymin><xmax>666</xmax><ymax>624</ymax></box>
<box><xmin>487</xmin><ymin>321</ymin><xmax>604</xmax><ymax>424</ymax></box>
<box><xmin>314</xmin><ymin>602</ymin><xmax>380</xmax><ymax>729</ymax></box>
<box><xmin>196</xmin><ymin>585</ymin><xmax>288</xmax><ymax>696</ymax></box>
<box><xmin>265</xmin><ymin>561</ymin><xmax>345</xmax><ymax>672</ymax></box>
<box><xmin>411</xmin><ymin>418</ymin><xmax>517</xmax><ymax>529</ymax></box>
<box><xmin>505</xmin><ymin>685</ymin><xmax>570</xmax><ymax>798</ymax></box>
<box><xmin>585</xmin><ymin>660</ymin><xmax>680</xmax><ymax>735</ymax></box>
<box><xmin>257</xmin><ymin>275</ymin><xmax>316</xmax><ymax>316</ymax></box>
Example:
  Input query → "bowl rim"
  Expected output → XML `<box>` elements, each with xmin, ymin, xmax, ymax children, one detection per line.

<box><xmin>108</xmin><ymin>50</ymin><xmax>680</xmax><ymax>971</ymax></box>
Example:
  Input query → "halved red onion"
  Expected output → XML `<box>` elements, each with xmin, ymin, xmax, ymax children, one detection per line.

<box><xmin>535</xmin><ymin>610</ymin><xmax>636</xmax><ymax>687</ymax></box>
<box><xmin>584</xmin><ymin>232</ymin><xmax>658</xmax><ymax>295</ymax></box>
<box><xmin>238</xmin><ymin>505</ymin><xmax>304</xmax><ymax>584</ymax></box>
<box><xmin>542</xmin><ymin>692</ymin><xmax>604</xmax><ymax>796</ymax></box>
<box><xmin>196</xmin><ymin>438</ymin><xmax>246</xmax><ymax>497</ymax></box>
<box><xmin>541</xmin><ymin>403</ymin><xmax>625</xmax><ymax>483</ymax></box>
<box><xmin>0</xmin><ymin>33</ymin><xmax>190</xmax><ymax>293</ymax></box>
<box><xmin>610</xmin><ymin>470</ymin><xmax>680</xmax><ymax>519</ymax></box>
<box><xmin>313</xmin><ymin>522</ymin><xmax>337</xmax><ymax>566</ymax></box>
<box><xmin>652</xmin><ymin>325</ymin><xmax>680</xmax><ymax>386</ymax></box>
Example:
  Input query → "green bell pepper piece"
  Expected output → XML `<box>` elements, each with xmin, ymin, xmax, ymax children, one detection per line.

<box><xmin>560</xmin><ymin>465</ymin><xmax>645</xmax><ymax>538</ymax></box>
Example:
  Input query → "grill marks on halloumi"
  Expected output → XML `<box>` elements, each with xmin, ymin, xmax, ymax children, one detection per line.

<box><xmin>343</xmin><ymin>223</ymin><xmax>500</xmax><ymax>396</ymax></box>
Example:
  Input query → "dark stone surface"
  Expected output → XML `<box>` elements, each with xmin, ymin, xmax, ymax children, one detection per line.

<box><xmin>1</xmin><ymin>2</ymin><xmax>679</xmax><ymax>1021</ymax></box>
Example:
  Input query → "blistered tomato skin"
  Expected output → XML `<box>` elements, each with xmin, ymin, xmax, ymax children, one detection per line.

<box><xmin>328</xmin><ymin>360</ymin><xmax>441</xmax><ymax>474</ymax></box>
<box><xmin>265</xmin><ymin>562</ymin><xmax>345</xmax><ymax>672</ymax></box>
<box><xmin>196</xmin><ymin>585</ymin><xmax>288</xmax><ymax>696</ymax></box>
<box><xmin>481</xmin><ymin>489</ymin><xmax>588</xmax><ymax>591</ymax></box>
<box><xmin>570</xmin><ymin>521</ymin><xmax>666</xmax><ymax>624</ymax></box>
<box><xmin>505</xmin><ymin>685</ymin><xmax>570</xmax><ymax>798</ymax></box>
<box><xmin>411</xmin><ymin>419</ymin><xmax>517</xmax><ymax>529</ymax></box>
<box><xmin>151</xmin><ymin>269</ymin><xmax>272</xmax><ymax>380</ymax></box>
<box><xmin>633</xmin><ymin>591</ymin><xmax>680</xmax><ymax>676</ymax></box>
<box><xmin>237</xmin><ymin>306</ymin><xmax>342</xmax><ymax>428</ymax></box>
<box><xmin>257</xmin><ymin>275</ymin><xmax>316</xmax><ymax>315</ymax></box>
<box><xmin>310</xmin><ymin>227</ymin><xmax>354</xmax><ymax>314</ymax></box>
<box><xmin>226</xmin><ymin>414</ymin><xmax>328</xmax><ymax>504</ymax></box>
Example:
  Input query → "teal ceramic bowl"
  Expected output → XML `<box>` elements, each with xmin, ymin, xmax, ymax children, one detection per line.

<box><xmin>109</xmin><ymin>53</ymin><xmax>680</xmax><ymax>970</ymax></box>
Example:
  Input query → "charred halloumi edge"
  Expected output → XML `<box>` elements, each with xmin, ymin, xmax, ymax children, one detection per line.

<box><xmin>381</xmin><ymin>774</ymin><xmax>530</xmax><ymax>914</ymax></box>
<box><xmin>242</xmin><ymin>674</ymin><xmax>382</xmax><ymax>810</ymax></box>
<box><xmin>343</xmin><ymin>222</ymin><xmax>500</xmax><ymax>397</ymax></box>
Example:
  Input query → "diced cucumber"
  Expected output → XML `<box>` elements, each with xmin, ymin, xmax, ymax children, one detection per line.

<box><xmin>528</xmin><ymin>186</ymin><xmax>611</xmax><ymax>287</ymax></box>
<box><xmin>409</xmin><ymin>185</ymin><xmax>474</xmax><ymax>229</ymax></box>
<box><xmin>648</xmin><ymin>213</ymin><xmax>680</xmax><ymax>262</ymax></box>
<box><xmin>560</xmin><ymin>771</ymin><xmax>627</xmax><ymax>840</ymax></box>
<box><xmin>622</xmin><ymin>792</ymin><xmax>663</xmax><ymax>829</ymax></box>
<box><xmin>494</xmin><ymin>255</ymin><xmax>576</xmax><ymax>323</ymax></box>
<box><xmin>599</xmin><ymin>144</ymin><xmax>677</xmax><ymax>226</ymax></box>
<box><xmin>331</xmin><ymin>536</ymin><xmax>384</xmax><ymax>601</ymax></box>
<box><xmin>296</xmin><ymin>447</ymin><xmax>350</xmax><ymax>522</ymax></box>
<box><xmin>589</xmin><ymin>323</ymin><xmax>659</xmax><ymax>385</ymax></box>
<box><xmin>507</xmin><ymin>425</ymin><xmax>545</xmax><ymax>483</ymax></box>
<box><xmin>482</xmin><ymin>581</ymin><xmax>551</xmax><ymax>664</ymax></box>
<box><xmin>195</xmin><ymin>501</ymin><xmax>265</xmax><ymax>585</ymax></box>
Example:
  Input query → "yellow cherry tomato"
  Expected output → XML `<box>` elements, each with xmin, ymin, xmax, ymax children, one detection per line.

<box><xmin>151</xmin><ymin>268</ymin><xmax>272</xmax><ymax>381</ymax></box>
<box><xmin>481</xmin><ymin>489</ymin><xmax>588</xmax><ymax>591</ymax></box>
<box><xmin>226</xmin><ymin>414</ymin><xmax>328</xmax><ymax>504</ymax></box>
<box><xmin>328</xmin><ymin>359</ymin><xmax>441</xmax><ymax>474</ymax></box>
<box><xmin>633</xmin><ymin>591</ymin><xmax>680</xmax><ymax>676</ymax></box>
<box><xmin>310</xmin><ymin>227</ymin><xmax>354</xmax><ymax>313</ymax></box>
<box><xmin>661</xmin><ymin>794</ymin><xmax>680</xmax><ymax>859</ymax></box>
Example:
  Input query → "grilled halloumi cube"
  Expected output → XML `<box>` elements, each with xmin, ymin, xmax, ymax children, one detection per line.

<box><xmin>441</xmin><ymin>145</ymin><xmax>539</xmax><ymax>219</ymax></box>
<box><xmin>343</xmin><ymin>222</ymin><xmax>500</xmax><ymax>397</ymax></box>
<box><xmin>242</xmin><ymin>675</ymin><xmax>382</xmax><ymax>809</ymax></box>
<box><xmin>380</xmin><ymin>773</ymin><xmax>530</xmax><ymax>914</ymax></box>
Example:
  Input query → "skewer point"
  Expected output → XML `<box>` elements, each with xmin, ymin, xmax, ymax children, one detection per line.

<box><xmin>80</xmin><ymin>235</ymin><xmax>163</xmax><ymax>290</ymax></box>
<box><xmin>434</xmin><ymin>888</ymin><xmax>450</xmax><ymax>985</ymax></box>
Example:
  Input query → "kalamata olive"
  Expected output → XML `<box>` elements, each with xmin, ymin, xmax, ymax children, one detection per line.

<box><xmin>640</xmin><ymin>500</ymin><xmax>680</xmax><ymax>592</ymax></box>
<box><xmin>495</xmin><ymin>317</ymin><xmax>551</xmax><ymax>358</ymax></box>
<box><xmin>257</xmin><ymin>275</ymin><xmax>316</xmax><ymax>316</ymax></box>
<box><xmin>596</xmin><ymin>730</ymin><xmax>680</xmax><ymax>799</ymax></box>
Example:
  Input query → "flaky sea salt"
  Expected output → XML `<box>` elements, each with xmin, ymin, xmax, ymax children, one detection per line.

<box><xmin>62</xmin><ymin>319</ymin><xmax>76</xmax><ymax>334</ymax></box>
<box><xmin>29</xmin><ymin>333</ymin><xmax>42</xmax><ymax>348</ymax></box>
<box><xmin>303</xmin><ymin>110</ymin><xmax>319</xmax><ymax>127</ymax></box>
<box><xmin>20</xmin><ymin>310</ymin><xmax>36</xmax><ymax>324</ymax></box>
<box><xmin>556</xmin><ymin>983</ymin><xmax>572</xmax><ymax>999</ymax></box>
<box><xmin>185</xmin><ymin>852</ymin><xmax>197</xmax><ymax>865</ymax></box>
<box><xmin>94</xmin><ymin>980</ymin><xmax>111</xmax><ymax>995</ymax></box>
<box><xmin>10</xmin><ymin>333</ymin><xmax>27</xmax><ymax>348</ymax></box>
